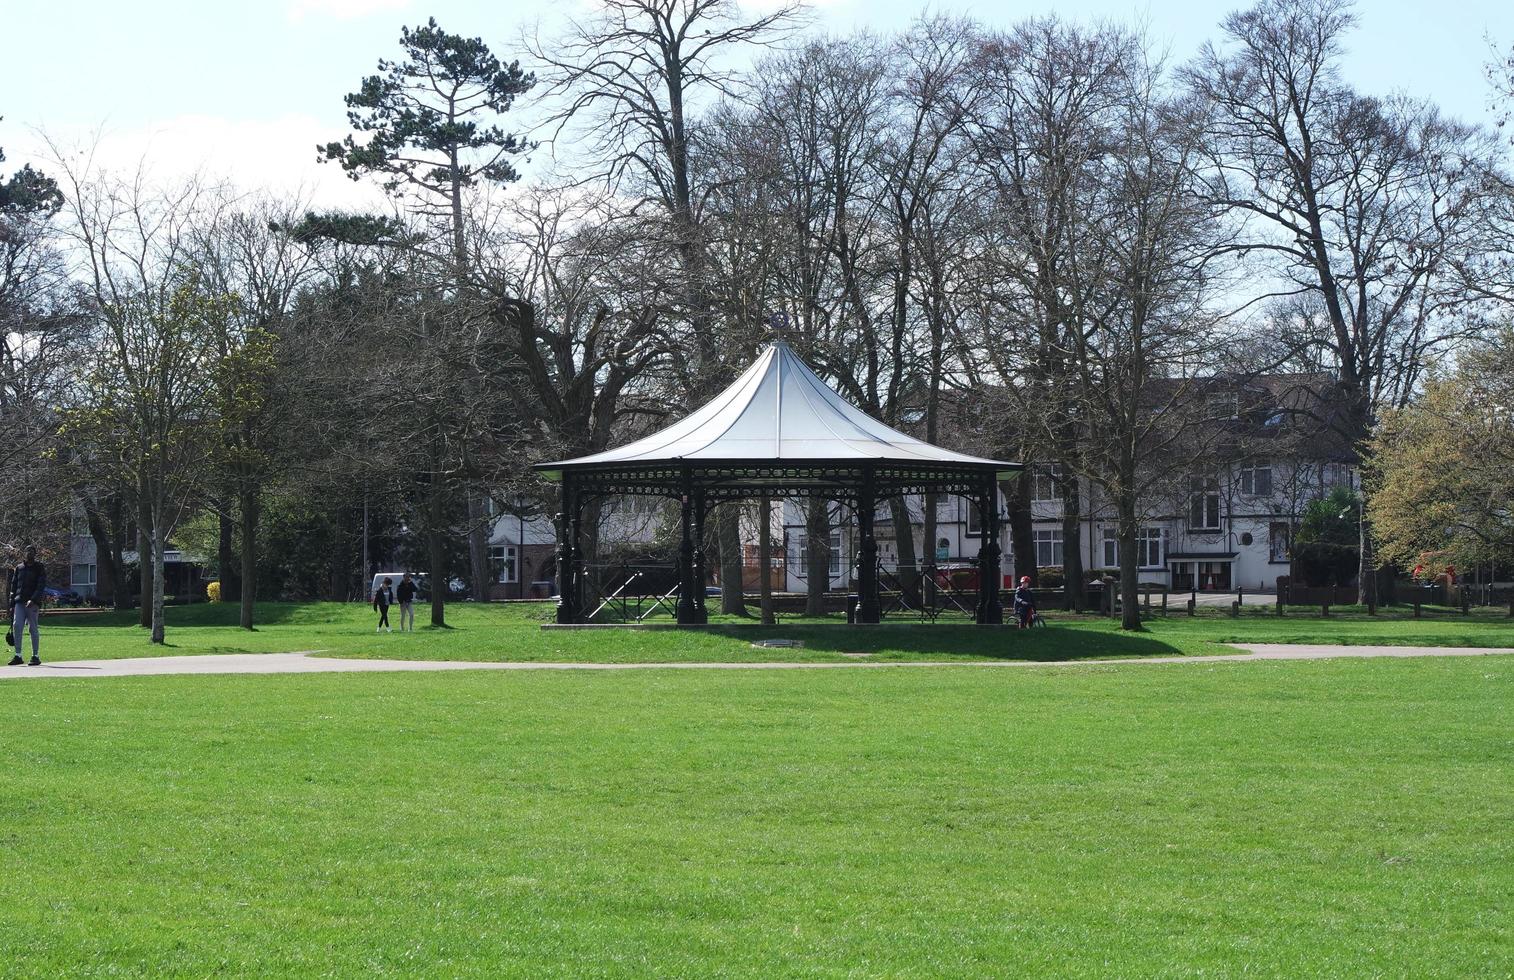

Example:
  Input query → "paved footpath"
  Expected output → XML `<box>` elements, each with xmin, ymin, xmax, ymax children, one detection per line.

<box><xmin>0</xmin><ymin>644</ymin><xmax>1510</xmax><ymax>680</ymax></box>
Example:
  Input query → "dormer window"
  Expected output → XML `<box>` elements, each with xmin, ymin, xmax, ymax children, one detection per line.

<box><xmin>1239</xmin><ymin>462</ymin><xmax>1273</xmax><ymax>496</ymax></box>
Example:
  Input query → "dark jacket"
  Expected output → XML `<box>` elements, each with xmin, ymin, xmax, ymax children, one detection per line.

<box><xmin>396</xmin><ymin>579</ymin><xmax>418</xmax><ymax>603</ymax></box>
<box><xmin>1013</xmin><ymin>584</ymin><xmax>1034</xmax><ymax>610</ymax></box>
<box><xmin>372</xmin><ymin>586</ymin><xmax>394</xmax><ymax>610</ymax></box>
<box><xmin>8</xmin><ymin>560</ymin><xmax>47</xmax><ymax>607</ymax></box>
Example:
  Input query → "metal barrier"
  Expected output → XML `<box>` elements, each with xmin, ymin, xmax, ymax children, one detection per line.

<box><xmin>577</xmin><ymin>558</ymin><xmax>1006</xmax><ymax>623</ymax></box>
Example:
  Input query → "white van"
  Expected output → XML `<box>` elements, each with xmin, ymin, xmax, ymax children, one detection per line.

<box><xmin>371</xmin><ymin>572</ymin><xmax>427</xmax><ymax>600</ymax></box>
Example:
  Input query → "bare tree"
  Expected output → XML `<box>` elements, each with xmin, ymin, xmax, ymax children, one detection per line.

<box><xmin>1066</xmin><ymin>58</ymin><xmax>1235</xmax><ymax>629</ymax></box>
<box><xmin>61</xmin><ymin>272</ymin><xmax>225</xmax><ymax>643</ymax></box>
<box><xmin>321</xmin><ymin>17</ymin><xmax>535</xmax><ymax>621</ymax></box>
<box><xmin>959</xmin><ymin>18</ymin><xmax>1142</xmax><ymax>609</ymax></box>
<box><xmin>531</xmin><ymin>0</ymin><xmax>803</xmax><ymax>616</ymax></box>
<box><xmin>1186</xmin><ymin>0</ymin><xmax>1502</xmax><ymax>603</ymax></box>
<box><xmin>0</xmin><ymin>137</ymin><xmax>77</xmax><ymax>570</ymax></box>
<box><xmin>45</xmin><ymin>142</ymin><xmax>222</xmax><ymax>631</ymax></box>
<box><xmin>193</xmin><ymin>197</ymin><xmax>318</xmax><ymax>628</ymax></box>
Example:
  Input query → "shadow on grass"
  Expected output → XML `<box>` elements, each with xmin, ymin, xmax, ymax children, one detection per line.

<box><xmin>700</xmin><ymin>622</ymin><xmax>1191</xmax><ymax>662</ymax></box>
<box><xmin>44</xmin><ymin>602</ymin><xmax>324</xmax><ymax>630</ymax></box>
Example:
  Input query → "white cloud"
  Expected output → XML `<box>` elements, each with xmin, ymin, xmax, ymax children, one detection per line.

<box><xmin>287</xmin><ymin>0</ymin><xmax>410</xmax><ymax>23</ymax></box>
<box><xmin>13</xmin><ymin>114</ymin><xmax>390</xmax><ymax>211</ymax></box>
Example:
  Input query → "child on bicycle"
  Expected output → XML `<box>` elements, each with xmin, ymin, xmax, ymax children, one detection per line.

<box><xmin>1013</xmin><ymin>575</ymin><xmax>1036</xmax><ymax>628</ymax></box>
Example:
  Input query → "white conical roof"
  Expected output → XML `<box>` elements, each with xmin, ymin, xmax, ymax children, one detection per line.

<box><xmin>541</xmin><ymin>342</ymin><xmax>1017</xmax><ymax>474</ymax></box>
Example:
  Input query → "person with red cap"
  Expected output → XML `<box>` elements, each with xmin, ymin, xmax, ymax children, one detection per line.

<box><xmin>1013</xmin><ymin>575</ymin><xmax>1036</xmax><ymax>629</ymax></box>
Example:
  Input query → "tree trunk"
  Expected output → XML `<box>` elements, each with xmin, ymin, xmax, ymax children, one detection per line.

<box><xmin>1061</xmin><ymin>475</ymin><xmax>1085</xmax><ymax>611</ymax></box>
<box><xmin>107</xmin><ymin>496</ymin><xmax>129</xmax><ymax>612</ymax></box>
<box><xmin>1359</xmin><ymin>510</ymin><xmax>1376</xmax><ymax>613</ymax></box>
<box><xmin>1117</xmin><ymin>488</ymin><xmax>1142</xmax><ymax>631</ymax></box>
<box><xmin>217</xmin><ymin>504</ymin><xmax>240</xmax><ymax>603</ymax></box>
<box><xmin>239</xmin><ymin>486</ymin><xmax>258</xmax><ymax>630</ymax></box>
<box><xmin>85</xmin><ymin>505</ymin><xmax>123</xmax><ymax>609</ymax></box>
<box><xmin>428</xmin><ymin>480</ymin><xmax>448</xmax><ymax>628</ymax></box>
<box><xmin>758</xmin><ymin>494</ymin><xmax>774</xmax><ymax>625</ymax></box>
<box><xmin>890</xmin><ymin>496</ymin><xmax>921</xmax><ymax>607</ymax></box>
<box><xmin>922</xmin><ymin>491</ymin><xmax>938</xmax><ymax>609</ymax></box>
<box><xmin>136</xmin><ymin>491</ymin><xmax>152</xmax><ymax>627</ymax></box>
<box><xmin>1008</xmin><ymin>475</ymin><xmax>1036</xmax><ymax>586</ymax></box>
<box><xmin>150</xmin><ymin>517</ymin><xmax>167</xmax><ymax>644</ymax></box>
<box><xmin>805</xmin><ymin>497</ymin><xmax>829</xmax><ymax>616</ymax></box>
<box><xmin>468</xmin><ymin>494</ymin><xmax>492</xmax><ymax>602</ymax></box>
<box><xmin>719</xmin><ymin>505</ymin><xmax>747</xmax><ymax>616</ymax></box>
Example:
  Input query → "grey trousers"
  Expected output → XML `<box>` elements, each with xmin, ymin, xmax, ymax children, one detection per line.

<box><xmin>398</xmin><ymin>601</ymin><xmax>415</xmax><ymax>631</ymax></box>
<box><xmin>12</xmin><ymin>603</ymin><xmax>39</xmax><ymax>657</ymax></box>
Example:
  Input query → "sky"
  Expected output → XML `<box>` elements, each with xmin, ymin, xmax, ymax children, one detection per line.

<box><xmin>3</xmin><ymin>0</ymin><xmax>1512</xmax><ymax>209</ymax></box>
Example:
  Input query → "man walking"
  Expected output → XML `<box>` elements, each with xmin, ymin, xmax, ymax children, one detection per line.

<box><xmin>396</xmin><ymin>572</ymin><xmax>418</xmax><ymax>632</ymax></box>
<box><xmin>8</xmin><ymin>546</ymin><xmax>47</xmax><ymax>666</ymax></box>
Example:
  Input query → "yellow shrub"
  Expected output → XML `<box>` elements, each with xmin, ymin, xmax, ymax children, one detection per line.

<box><xmin>207</xmin><ymin>581</ymin><xmax>222</xmax><ymax>603</ymax></box>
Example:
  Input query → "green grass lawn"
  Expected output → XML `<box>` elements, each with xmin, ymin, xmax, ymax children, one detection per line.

<box><xmin>2</xmin><ymin>657</ymin><xmax>1510</xmax><ymax>975</ymax></box>
<box><xmin>26</xmin><ymin>599</ymin><xmax>1514</xmax><ymax>665</ymax></box>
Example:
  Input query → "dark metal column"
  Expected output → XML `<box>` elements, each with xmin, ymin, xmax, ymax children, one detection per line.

<box><xmin>676</xmin><ymin>476</ymin><xmax>697</xmax><ymax>624</ymax></box>
<box><xmin>977</xmin><ymin>476</ymin><xmax>1005</xmax><ymax>625</ymax></box>
<box><xmin>554</xmin><ymin>475</ymin><xmax>580</xmax><ymax>624</ymax></box>
<box><xmin>692</xmin><ymin>490</ymin><xmax>709</xmax><ymax>624</ymax></box>
<box><xmin>856</xmin><ymin>468</ymin><xmax>880</xmax><ymax>624</ymax></box>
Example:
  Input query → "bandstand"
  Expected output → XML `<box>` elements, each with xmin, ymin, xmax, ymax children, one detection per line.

<box><xmin>535</xmin><ymin>342</ymin><xmax>1021</xmax><ymax>625</ymax></box>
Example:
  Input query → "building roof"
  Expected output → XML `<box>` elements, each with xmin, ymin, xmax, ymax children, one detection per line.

<box><xmin>538</xmin><ymin>342</ymin><xmax>1019</xmax><ymax>477</ymax></box>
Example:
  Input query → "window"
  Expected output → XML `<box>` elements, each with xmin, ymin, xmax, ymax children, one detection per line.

<box><xmin>1101</xmin><ymin>527</ymin><xmax>1165</xmax><ymax>568</ymax></box>
<box><xmin>962</xmin><ymin>493</ymin><xmax>999</xmax><ymax>539</ymax></box>
<box><xmin>488</xmin><ymin>545</ymin><xmax>518</xmax><ymax>584</ymax></box>
<box><xmin>1033</xmin><ymin>529</ymin><xmax>1063</xmax><ymax>568</ymax></box>
<box><xmin>1188</xmin><ymin>476</ymin><xmax>1221</xmax><ymax>531</ymax></box>
<box><xmin>1208</xmin><ymin>392</ymin><xmax>1238</xmax><ymax>419</ymax></box>
<box><xmin>1031</xmin><ymin>464</ymin><xmax>1062</xmax><ymax>502</ymax></box>
<box><xmin>1137</xmin><ymin>527</ymin><xmax>1165</xmax><ymax>568</ymax></box>
<box><xmin>798</xmin><ymin>531</ymin><xmax>843</xmax><ymax>576</ymax></box>
<box><xmin>1239</xmin><ymin>462</ymin><xmax>1272</xmax><ymax>496</ymax></box>
<box><xmin>71</xmin><ymin>563</ymin><xmax>97</xmax><ymax>587</ymax></box>
<box><xmin>1322</xmin><ymin>463</ymin><xmax>1354</xmax><ymax>489</ymax></box>
<box><xmin>1268</xmin><ymin>522</ymin><xmax>1290</xmax><ymax>563</ymax></box>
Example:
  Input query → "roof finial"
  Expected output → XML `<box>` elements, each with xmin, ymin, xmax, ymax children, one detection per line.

<box><xmin>766</xmin><ymin>309</ymin><xmax>788</xmax><ymax>347</ymax></box>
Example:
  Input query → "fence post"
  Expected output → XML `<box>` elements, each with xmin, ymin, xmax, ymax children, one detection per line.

<box><xmin>1321</xmin><ymin>602</ymin><xmax>1330</xmax><ymax>618</ymax></box>
<box><xmin>1187</xmin><ymin>588</ymin><xmax>1196</xmax><ymax>616</ymax></box>
<box><xmin>1413</xmin><ymin>597</ymin><xmax>1421</xmax><ymax>619</ymax></box>
<box><xmin>1276</xmin><ymin>591</ymin><xmax>1284</xmax><ymax>616</ymax></box>
<box><xmin>1230</xmin><ymin>599</ymin><xmax>1240</xmax><ymax>618</ymax></box>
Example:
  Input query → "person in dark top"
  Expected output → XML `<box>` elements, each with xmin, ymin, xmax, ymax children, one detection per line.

<box><xmin>8</xmin><ymin>546</ymin><xmax>47</xmax><ymax>666</ymax></box>
<box><xmin>1013</xmin><ymin>575</ymin><xmax>1036</xmax><ymax>629</ymax></box>
<box><xmin>373</xmin><ymin>576</ymin><xmax>394</xmax><ymax>633</ymax></box>
<box><xmin>395</xmin><ymin>572</ymin><xmax>418</xmax><ymax>632</ymax></box>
